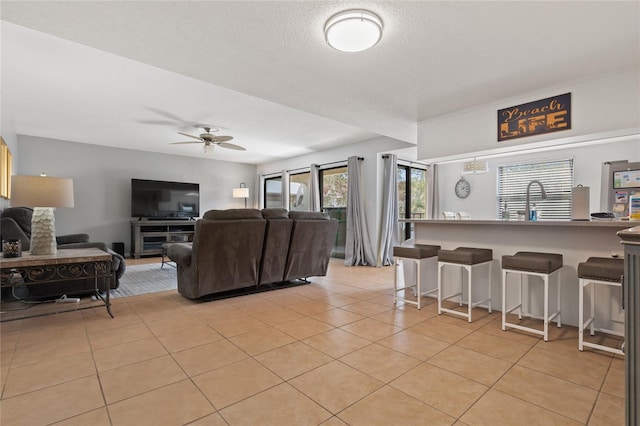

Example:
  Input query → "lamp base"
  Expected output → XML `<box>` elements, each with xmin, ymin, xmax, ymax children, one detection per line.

<box><xmin>29</xmin><ymin>207</ymin><xmax>58</xmax><ymax>256</ymax></box>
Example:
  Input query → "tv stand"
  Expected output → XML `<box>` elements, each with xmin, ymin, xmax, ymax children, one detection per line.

<box><xmin>130</xmin><ymin>219</ymin><xmax>196</xmax><ymax>258</ymax></box>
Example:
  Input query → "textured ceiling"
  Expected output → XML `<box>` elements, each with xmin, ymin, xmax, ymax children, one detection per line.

<box><xmin>2</xmin><ymin>1</ymin><xmax>639</xmax><ymax>164</ymax></box>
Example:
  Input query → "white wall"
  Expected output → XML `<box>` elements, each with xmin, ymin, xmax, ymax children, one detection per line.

<box><xmin>418</xmin><ymin>69</ymin><xmax>640</xmax><ymax>162</ymax></box>
<box><xmin>436</xmin><ymin>138</ymin><xmax>640</xmax><ymax>219</ymax></box>
<box><xmin>257</xmin><ymin>136</ymin><xmax>414</xmax><ymax>262</ymax></box>
<box><xmin>15</xmin><ymin>135</ymin><xmax>257</xmax><ymax>255</ymax></box>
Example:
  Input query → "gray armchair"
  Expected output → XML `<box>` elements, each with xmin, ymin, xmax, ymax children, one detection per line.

<box><xmin>1</xmin><ymin>207</ymin><xmax>89</xmax><ymax>250</ymax></box>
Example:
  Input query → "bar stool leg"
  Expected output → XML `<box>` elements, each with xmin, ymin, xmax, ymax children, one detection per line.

<box><xmin>556</xmin><ymin>271</ymin><xmax>562</xmax><ymax>328</ymax></box>
<box><xmin>416</xmin><ymin>260</ymin><xmax>422</xmax><ymax>310</ymax></box>
<box><xmin>519</xmin><ymin>274</ymin><xmax>524</xmax><ymax>320</ymax></box>
<box><xmin>459</xmin><ymin>266</ymin><xmax>464</xmax><ymax>307</ymax></box>
<box><xmin>394</xmin><ymin>259</ymin><xmax>398</xmax><ymax>303</ymax></box>
<box><xmin>467</xmin><ymin>265</ymin><xmax>472</xmax><ymax>322</ymax></box>
<box><xmin>543</xmin><ymin>274</ymin><xmax>549</xmax><ymax>342</ymax></box>
<box><xmin>487</xmin><ymin>261</ymin><xmax>493</xmax><ymax>314</ymax></box>
<box><xmin>590</xmin><ymin>280</ymin><xmax>595</xmax><ymax>335</ymax></box>
<box><xmin>579</xmin><ymin>278</ymin><xmax>585</xmax><ymax>351</ymax></box>
<box><xmin>437</xmin><ymin>262</ymin><xmax>444</xmax><ymax>315</ymax></box>
<box><xmin>501</xmin><ymin>269</ymin><xmax>507</xmax><ymax>331</ymax></box>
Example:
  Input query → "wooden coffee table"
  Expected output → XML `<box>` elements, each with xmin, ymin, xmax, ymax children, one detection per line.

<box><xmin>0</xmin><ymin>248</ymin><xmax>113</xmax><ymax>321</ymax></box>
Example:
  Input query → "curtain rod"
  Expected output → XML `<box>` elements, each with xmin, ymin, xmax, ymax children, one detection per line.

<box><xmin>286</xmin><ymin>157</ymin><xmax>361</xmax><ymax>173</ymax></box>
<box><xmin>382</xmin><ymin>154</ymin><xmax>429</xmax><ymax>167</ymax></box>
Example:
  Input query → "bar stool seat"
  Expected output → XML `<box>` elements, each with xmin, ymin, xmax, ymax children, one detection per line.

<box><xmin>393</xmin><ymin>244</ymin><xmax>440</xmax><ymax>310</ymax></box>
<box><xmin>437</xmin><ymin>247</ymin><xmax>493</xmax><ymax>322</ymax></box>
<box><xmin>502</xmin><ymin>251</ymin><xmax>563</xmax><ymax>341</ymax></box>
<box><xmin>578</xmin><ymin>257</ymin><xmax>624</xmax><ymax>355</ymax></box>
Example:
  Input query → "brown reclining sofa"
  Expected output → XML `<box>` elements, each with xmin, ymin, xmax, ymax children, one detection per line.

<box><xmin>167</xmin><ymin>208</ymin><xmax>338</xmax><ymax>299</ymax></box>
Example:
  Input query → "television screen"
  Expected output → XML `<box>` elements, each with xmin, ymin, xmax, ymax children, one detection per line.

<box><xmin>613</xmin><ymin>169</ymin><xmax>640</xmax><ymax>189</ymax></box>
<box><xmin>131</xmin><ymin>179</ymin><xmax>200</xmax><ymax>219</ymax></box>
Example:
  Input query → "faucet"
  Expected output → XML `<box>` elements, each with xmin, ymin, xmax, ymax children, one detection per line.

<box><xmin>525</xmin><ymin>180</ymin><xmax>547</xmax><ymax>221</ymax></box>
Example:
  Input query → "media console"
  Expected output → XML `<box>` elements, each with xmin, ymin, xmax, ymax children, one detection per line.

<box><xmin>130</xmin><ymin>219</ymin><xmax>196</xmax><ymax>258</ymax></box>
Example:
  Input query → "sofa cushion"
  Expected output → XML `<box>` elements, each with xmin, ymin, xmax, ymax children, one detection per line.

<box><xmin>262</xmin><ymin>208</ymin><xmax>289</xmax><ymax>219</ymax></box>
<box><xmin>203</xmin><ymin>209</ymin><xmax>263</xmax><ymax>220</ymax></box>
<box><xmin>289</xmin><ymin>211</ymin><xmax>330</xmax><ymax>220</ymax></box>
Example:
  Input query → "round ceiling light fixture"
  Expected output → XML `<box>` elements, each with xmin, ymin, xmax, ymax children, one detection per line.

<box><xmin>324</xmin><ymin>9</ymin><xmax>383</xmax><ymax>53</ymax></box>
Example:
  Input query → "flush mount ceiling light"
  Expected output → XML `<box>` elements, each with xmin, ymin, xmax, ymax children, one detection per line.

<box><xmin>324</xmin><ymin>9</ymin><xmax>383</xmax><ymax>52</ymax></box>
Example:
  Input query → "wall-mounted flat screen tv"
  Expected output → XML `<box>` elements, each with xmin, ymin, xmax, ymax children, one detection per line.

<box><xmin>613</xmin><ymin>169</ymin><xmax>640</xmax><ymax>189</ymax></box>
<box><xmin>131</xmin><ymin>178</ymin><xmax>200</xmax><ymax>219</ymax></box>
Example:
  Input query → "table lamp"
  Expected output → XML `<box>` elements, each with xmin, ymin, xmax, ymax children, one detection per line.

<box><xmin>10</xmin><ymin>175</ymin><xmax>74</xmax><ymax>255</ymax></box>
<box><xmin>232</xmin><ymin>183</ymin><xmax>249</xmax><ymax>208</ymax></box>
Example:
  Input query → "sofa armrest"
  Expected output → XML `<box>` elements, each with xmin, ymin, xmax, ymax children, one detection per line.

<box><xmin>167</xmin><ymin>243</ymin><xmax>192</xmax><ymax>267</ymax></box>
<box><xmin>56</xmin><ymin>233</ymin><xmax>91</xmax><ymax>245</ymax></box>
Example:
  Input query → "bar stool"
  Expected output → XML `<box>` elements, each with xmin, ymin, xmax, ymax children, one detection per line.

<box><xmin>437</xmin><ymin>247</ymin><xmax>493</xmax><ymax>322</ymax></box>
<box><xmin>393</xmin><ymin>244</ymin><xmax>440</xmax><ymax>310</ymax></box>
<box><xmin>502</xmin><ymin>252</ymin><xmax>563</xmax><ymax>341</ymax></box>
<box><xmin>578</xmin><ymin>257</ymin><xmax>625</xmax><ymax>355</ymax></box>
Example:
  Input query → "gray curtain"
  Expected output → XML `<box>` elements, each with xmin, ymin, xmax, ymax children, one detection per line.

<box><xmin>378</xmin><ymin>154</ymin><xmax>399</xmax><ymax>266</ymax></box>
<box><xmin>309</xmin><ymin>164</ymin><xmax>321</xmax><ymax>212</ymax></box>
<box><xmin>345</xmin><ymin>156</ymin><xmax>376</xmax><ymax>266</ymax></box>
<box><xmin>282</xmin><ymin>169</ymin><xmax>290</xmax><ymax>210</ymax></box>
<box><xmin>427</xmin><ymin>164</ymin><xmax>439</xmax><ymax>219</ymax></box>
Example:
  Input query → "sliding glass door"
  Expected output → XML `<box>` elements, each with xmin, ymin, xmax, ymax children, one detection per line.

<box><xmin>398</xmin><ymin>165</ymin><xmax>427</xmax><ymax>242</ymax></box>
<box><xmin>320</xmin><ymin>166</ymin><xmax>348</xmax><ymax>259</ymax></box>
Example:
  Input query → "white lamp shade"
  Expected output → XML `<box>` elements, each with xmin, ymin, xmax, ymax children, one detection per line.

<box><xmin>10</xmin><ymin>175</ymin><xmax>74</xmax><ymax>208</ymax></box>
<box><xmin>233</xmin><ymin>187</ymin><xmax>249</xmax><ymax>198</ymax></box>
<box><xmin>325</xmin><ymin>10</ymin><xmax>383</xmax><ymax>52</ymax></box>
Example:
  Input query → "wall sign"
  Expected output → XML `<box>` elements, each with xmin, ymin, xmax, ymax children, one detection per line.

<box><xmin>498</xmin><ymin>93</ymin><xmax>571</xmax><ymax>142</ymax></box>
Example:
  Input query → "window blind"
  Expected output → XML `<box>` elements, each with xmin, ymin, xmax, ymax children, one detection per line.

<box><xmin>497</xmin><ymin>159</ymin><xmax>574</xmax><ymax>220</ymax></box>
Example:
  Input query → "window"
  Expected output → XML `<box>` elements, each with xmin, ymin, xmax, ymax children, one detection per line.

<box><xmin>398</xmin><ymin>164</ymin><xmax>427</xmax><ymax>241</ymax></box>
<box><xmin>289</xmin><ymin>172</ymin><xmax>310</xmax><ymax>211</ymax></box>
<box><xmin>497</xmin><ymin>159</ymin><xmax>574</xmax><ymax>220</ymax></box>
<box><xmin>321</xmin><ymin>166</ymin><xmax>348</xmax><ymax>259</ymax></box>
<box><xmin>264</xmin><ymin>177</ymin><xmax>282</xmax><ymax>208</ymax></box>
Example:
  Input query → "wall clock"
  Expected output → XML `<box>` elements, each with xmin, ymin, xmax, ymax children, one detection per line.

<box><xmin>455</xmin><ymin>177</ymin><xmax>471</xmax><ymax>199</ymax></box>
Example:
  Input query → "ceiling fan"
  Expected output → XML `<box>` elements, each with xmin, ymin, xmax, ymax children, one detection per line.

<box><xmin>171</xmin><ymin>127</ymin><xmax>246</xmax><ymax>153</ymax></box>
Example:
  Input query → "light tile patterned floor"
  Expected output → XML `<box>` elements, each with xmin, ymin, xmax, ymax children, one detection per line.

<box><xmin>0</xmin><ymin>258</ymin><xmax>625</xmax><ymax>425</ymax></box>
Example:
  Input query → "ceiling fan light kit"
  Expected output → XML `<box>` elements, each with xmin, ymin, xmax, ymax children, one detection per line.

<box><xmin>324</xmin><ymin>9</ymin><xmax>383</xmax><ymax>52</ymax></box>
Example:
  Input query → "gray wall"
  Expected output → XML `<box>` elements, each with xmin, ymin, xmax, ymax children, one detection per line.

<box><xmin>15</xmin><ymin>135</ymin><xmax>257</xmax><ymax>255</ymax></box>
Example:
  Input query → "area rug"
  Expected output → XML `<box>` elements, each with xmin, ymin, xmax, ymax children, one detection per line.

<box><xmin>111</xmin><ymin>263</ymin><xmax>177</xmax><ymax>298</ymax></box>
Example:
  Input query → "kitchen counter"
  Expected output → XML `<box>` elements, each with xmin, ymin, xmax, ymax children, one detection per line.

<box><xmin>407</xmin><ymin>219</ymin><xmax>635</xmax><ymax>328</ymax></box>
<box><xmin>402</xmin><ymin>218</ymin><xmax>633</xmax><ymax>227</ymax></box>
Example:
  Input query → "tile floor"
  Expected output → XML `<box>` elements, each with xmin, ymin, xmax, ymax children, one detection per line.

<box><xmin>0</xmin><ymin>258</ymin><xmax>625</xmax><ymax>425</ymax></box>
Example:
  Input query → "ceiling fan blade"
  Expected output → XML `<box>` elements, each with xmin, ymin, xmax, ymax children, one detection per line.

<box><xmin>138</xmin><ymin>119</ymin><xmax>179</xmax><ymax>126</ymax></box>
<box><xmin>217</xmin><ymin>142</ymin><xmax>246</xmax><ymax>151</ymax></box>
<box><xmin>170</xmin><ymin>141</ymin><xmax>203</xmax><ymax>145</ymax></box>
<box><xmin>211</xmin><ymin>135</ymin><xmax>234</xmax><ymax>142</ymax></box>
<box><xmin>177</xmin><ymin>132</ymin><xmax>203</xmax><ymax>141</ymax></box>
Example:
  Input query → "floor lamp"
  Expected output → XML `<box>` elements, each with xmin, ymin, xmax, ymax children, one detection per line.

<box><xmin>233</xmin><ymin>183</ymin><xmax>249</xmax><ymax>208</ymax></box>
<box><xmin>10</xmin><ymin>175</ymin><xmax>75</xmax><ymax>255</ymax></box>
